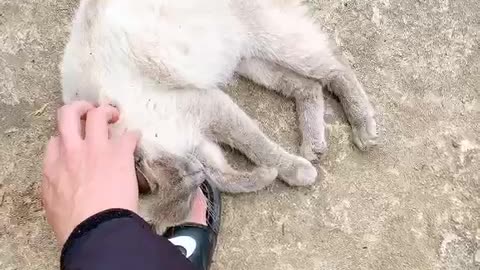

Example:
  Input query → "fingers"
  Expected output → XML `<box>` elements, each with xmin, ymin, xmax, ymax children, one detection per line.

<box><xmin>57</xmin><ymin>101</ymin><xmax>95</xmax><ymax>148</ymax></box>
<box><xmin>84</xmin><ymin>105</ymin><xmax>120</xmax><ymax>144</ymax></box>
<box><xmin>57</xmin><ymin>101</ymin><xmax>131</xmax><ymax>150</ymax></box>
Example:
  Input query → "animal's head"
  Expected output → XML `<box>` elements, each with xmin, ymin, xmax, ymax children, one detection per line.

<box><xmin>134</xmin><ymin>151</ymin><xmax>206</xmax><ymax>229</ymax></box>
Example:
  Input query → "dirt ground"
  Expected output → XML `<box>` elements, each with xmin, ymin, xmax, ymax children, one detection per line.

<box><xmin>0</xmin><ymin>0</ymin><xmax>479</xmax><ymax>269</ymax></box>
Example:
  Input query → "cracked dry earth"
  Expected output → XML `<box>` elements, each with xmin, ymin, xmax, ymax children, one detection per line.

<box><xmin>0</xmin><ymin>0</ymin><xmax>479</xmax><ymax>269</ymax></box>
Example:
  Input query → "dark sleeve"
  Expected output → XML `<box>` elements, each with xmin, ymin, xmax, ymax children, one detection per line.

<box><xmin>61</xmin><ymin>208</ymin><xmax>196</xmax><ymax>270</ymax></box>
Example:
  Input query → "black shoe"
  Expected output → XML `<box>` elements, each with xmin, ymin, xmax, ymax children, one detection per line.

<box><xmin>163</xmin><ymin>181</ymin><xmax>221</xmax><ymax>270</ymax></box>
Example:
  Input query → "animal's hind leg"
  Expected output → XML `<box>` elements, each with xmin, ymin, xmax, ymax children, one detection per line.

<box><xmin>237</xmin><ymin>58</ymin><xmax>327</xmax><ymax>161</ymax></box>
<box><xmin>248</xmin><ymin>1</ymin><xmax>378</xmax><ymax>150</ymax></box>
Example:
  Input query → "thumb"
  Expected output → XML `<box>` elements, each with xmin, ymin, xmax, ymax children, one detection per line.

<box><xmin>120</xmin><ymin>130</ymin><xmax>141</xmax><ymax>154</ymax></box>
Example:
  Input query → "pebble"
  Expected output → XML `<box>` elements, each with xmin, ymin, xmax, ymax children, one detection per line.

<box><xmin>4</xmin><ymin>127</ymin><xmax>18</xmax><ymax>134</ymax></box>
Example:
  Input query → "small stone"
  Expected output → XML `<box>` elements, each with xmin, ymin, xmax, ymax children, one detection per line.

<box><xmin>451</xmin><ymin>212</ymin><xmax>464</xmax><ymax>223</ymax></box>
<box><xmin>452</xmin><ymin>140</ymin><xmax>460</xmax><ymax>148</ymax></box>
<box><xmin>4</xmin><ymin>127</ymin><xmax>18</xmax><ymax>134</ymax></box>
<box><xmin>0</xmin><ymin>191</ymin><xmax>5</xmax><ymax>207</ymax></box>
<box><xmin>475</xmin><ymin>249</ymin><xmax>480</xmax><ymax>264</ymax></box>
<box><xmin>33</xmin><ymin>103</ymin><xmax>48</xmax><ymax>116</ymax></box>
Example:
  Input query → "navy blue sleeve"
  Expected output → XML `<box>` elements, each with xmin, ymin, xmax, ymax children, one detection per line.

<box><xmin>61</xmin><ymin>208</ymin><xmax>196</xmax><ymax>270</ymax></box>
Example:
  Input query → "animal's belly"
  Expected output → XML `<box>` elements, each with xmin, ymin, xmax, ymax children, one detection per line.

<box><xmin>108</xmin><ymin>88</ymin><xmax>203</xmax><ymax>158</ymax></box>
<box><xmin>102</xmin><ymin>0</ymin><xmax>248</xmax><ymax>89</ymax></box>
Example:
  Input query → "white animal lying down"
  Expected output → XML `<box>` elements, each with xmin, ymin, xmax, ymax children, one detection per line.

<box><xmin>60</xmin><ymin>0</ymin><xmax>378</xmax><ymax>230</ymax></box>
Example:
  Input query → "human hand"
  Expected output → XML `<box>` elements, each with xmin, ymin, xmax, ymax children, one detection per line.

<box><xmin>41</xmin><ymin>101</ymin><xmax>140</xmax><ymax>245</ymax></box>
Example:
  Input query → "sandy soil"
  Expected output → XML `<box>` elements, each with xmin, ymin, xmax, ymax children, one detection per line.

<box><xmin>0</xmin><ymin>0</ymin><xmax>479</xmax><ymax>269</ymax></box>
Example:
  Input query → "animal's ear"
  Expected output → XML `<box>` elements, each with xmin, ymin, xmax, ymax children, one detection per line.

<box><xmin>136</xmin><ymin>169</ymin><xmax>151</xmax><ymax>194</ymax></box>
<box><xmin>135</xmin><ymin>156</ymin><xmax>152</xmax><ymax>194</ymax></box>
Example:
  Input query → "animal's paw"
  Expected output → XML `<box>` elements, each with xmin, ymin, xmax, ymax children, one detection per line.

<box><xmin>254</xmin><ymin>167</ymin><xmax>278</xmax><ymax>182</ymax></box>
<box><xmin>233</xmin><ymin>167</ymin><xmax>278</xmax><ymax>192</ymax></box>
<box><xmin>252</xmin><ymin>167</ymin><xmax>278</xmax><ymax>188</ymax></box>
<box><xmin>352</xmin><ymin>116</ymin><xmax>378</xmax><ymax>151</ymax></box>
<box><xmin>278</xmin><ymin>156</ymin><xmax>318</xmax><ymax>187</ymax></box>
<box><xmin>300</xmin><ymin>139</ymin><xmax>328</xmax><ymax>161</ymax></box>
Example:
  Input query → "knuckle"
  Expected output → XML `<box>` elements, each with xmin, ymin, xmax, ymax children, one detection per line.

<box><xmin>92</xmin><ymin>105</ymin><xmax>108</xmax><ymax>117</ymax></box>
<box><xmin>88</xmin><ymin>105</ymin><xmax>118</xmax><ymax>124</ymax></box>
<box><xmin>86</xmin><ymin>108</ymin><xmax>103</xmax><ymax>123</ymax></box>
